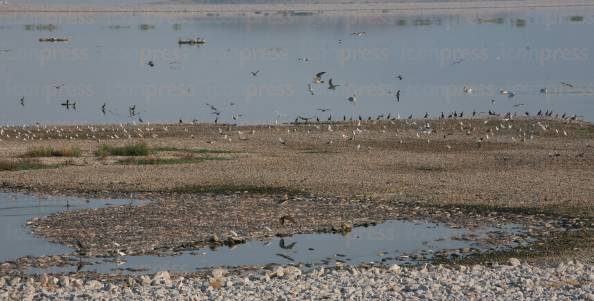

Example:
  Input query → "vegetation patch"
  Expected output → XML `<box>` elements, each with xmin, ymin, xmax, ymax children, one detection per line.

<box><xmin>118</xmin><ymin>156</ymin><xmax>228</xmax><ymax>165</ymax></box>
<box><xmin>0</xmin><ymin>159</ymin><xmax>62</xmax><ymax>171</ymax></box>
<box><xmin>153</xmin><ymin>147</ymin><xmax>234</xmax><ymax>154</ymax></box>
<box><xmin>96</xmin><ymin>143</ymin><xmax>150</xmax><ymax>157</ymax></box>
<box><xmin>21</xmin><ymin>146</ymin><xmax>81</xmax><ymax>158</ymax></box>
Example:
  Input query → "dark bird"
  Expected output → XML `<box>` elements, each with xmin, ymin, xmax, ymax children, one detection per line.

<box><xmin>206</xmin><ymin>103</ymin><xmax>218</xmax><ymax>112</ymax></box>
<box><xmin>424</xmin><ymin>112</ymin><xmax>429</xmax><ymax>118</ymax></box>
<box><xmin>279</xmin><ymin>238</ymin><xmax>296</xmax><ymax>249</ymax></box>
<box><xmin>279</xmin><ymin>215</ymin><xmax>295</xmax><ymax>225</ymax></box>
<box><xmin>61</xmin><ymin>99</ymin><xmax>76</xmax><ymax>110</ymax></box>
<box><xmin>147</xmin><ymin>61</ymin><xmax>154</xmax><ymax>67</ymax></box>
<box><xmin>328</xmin><ymin>78</ymin><xmax>339</xmax><ymax>90</ymax></box>
<box><xmin>560</xmin><ymin>82</ymin><xmax>574</xmax><ymax>88</ymax></box>
<box><xmin>129</xmin><ymin>105</ymin><xmax>136</xmax><ymax>117</ymax></box>
<box><xmin>76</xmin><ymin>259</ymin><xmax>86</xmax><ymax>272</ymax></box>
<box><xmin>396</xmin><ymin>75</ymin><xmax>403</xmax><ymax>80</ymax></box>
<box><xmin>54</xmin><ymin>84</ymin><xmax>64</xmax><ymax>90</ymax></box>
<box><xmin>275</xmin><ymin>253</ymin><xmax>295</xmax><ymax>261</ymax></box>
<box><xmin>317</xmin><ymin>108</ymin><xmax>331</xmax><ymax>112</ymax></box>
<box><xmin>251</xmin><ymin>70</ymin><xmax>259</xmax><ymax>77</ymax></box>
<box><xmin>19</xmin><ymin>97</ymin><xmax>24</xmax><ymax>106</ymax></box>
<box><xmin>101</xmin><ymin>103</ymin><xmax>106</xmax><ymax>115</ymax></box>
<box><xmin>396</xmin><ymin>90</ymin><xmax>400</xmax><ymax>102</ymax></box>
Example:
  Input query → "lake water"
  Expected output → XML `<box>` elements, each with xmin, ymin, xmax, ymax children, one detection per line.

<box><xmin>0</xmin><ymin>192</ymin><xmax>134</xmax><ymax>262</ymax></box>
<box><xmin>0</xmin><ymin>8</ymin><xmax>593</xmax><ymax>125</ymax></box>
<box><xmin>1</xmin><ymin>192</ymin><xmax>524</xmax><ymax>274</ymax></box>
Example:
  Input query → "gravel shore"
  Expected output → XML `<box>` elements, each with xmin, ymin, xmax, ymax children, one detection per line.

<box><xmin>1</xmin><ymin>260</ymin><xmax>592</xmax><ymax>300</ymax></box>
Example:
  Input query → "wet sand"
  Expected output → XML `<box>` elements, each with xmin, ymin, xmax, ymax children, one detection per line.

<box><xmin>0</xmin><ymin>117</ymin><xmax>592</xmax><ymax>272</ymax></box>
<box><xmin>1</xmin><ymin>118</ymin><xmax>592</xmax><ymax>216</ymax></box>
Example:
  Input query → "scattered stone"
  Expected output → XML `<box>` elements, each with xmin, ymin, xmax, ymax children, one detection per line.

<box><xmin>508</xmin><ymin>258</ymin><xmax>521</xmax><ymax>267</ymax></box>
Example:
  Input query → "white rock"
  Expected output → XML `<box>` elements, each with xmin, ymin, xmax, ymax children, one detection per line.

<box><xmin>9</xmin><ymin>277</ymin><xmax>20</xmax><ymax>287</ymax></box>
<box><xmin>211</xmin><ymin>268</ymin><xmax>227</xmax><ymax>279</ymax></box>
<box><xmin>85</xmin><ymin>280</ymin><xmax>103</xmax><ymax>290</ymax></box>
<box><xmin>273</xmin><ymin>266</ymin><xmax>285</xmax><ymax>278</ymax></box>
<box><xmin>152</xmin><ymin>271</ymin><xmax>172</xmax><ymax>286</ymax></box>
<box><xmin>39</xmin><ymin>274</ymin><xmax>48</xmax><ymax>287</ymax></box>
<box><xmin>389</xmin><ymin>264</ymin><xmax>402</xmax><ymax>273</ymax></box>
<box><xmin>71</xmin><ymin>279</ymin><xmax>84</xmax><ymax>288</ymax></box>
<box><xmin>283</xmin><ymin>266</ymin><xmax>302</xmax><ymax>279</ymax></box>
<box><xmin>508</xmin><ymin>258</ymin><xmax>521</xmax><ymax>267</ymax></box>
<box><xmin>59</xmin><ymin>276</ymin><xmax>70</xmax><ymax>287</ymax></box>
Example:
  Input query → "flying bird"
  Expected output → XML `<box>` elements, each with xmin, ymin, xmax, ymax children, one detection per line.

<box><xmin>313</xmin><ymin>72</ymin><xmax>326</xmax><ymax>84</ymax></box>
<box><xmin>328</xmin><ymin>79</ymin><xmax>339</xmax><ymax>90</ymax></box>
<box><xmin>251</xmin><ymin>70</ymin><xmax>259</xmax><ymax>77</ymax></box>
<box><xmin>347</xmin><ymin>95</ymin><xmax>357</xmax><ymax>103</ymax></box>
<box><xmin>147</xmin><ymin>61</ymin><xmax>154</xmax><ymax>67</ymax></box>
<box><xmin>396</xmin><ymin>75</ymin><xmax>403</xmax><ymax>80</ymax></box>
<box><xmin>307</xmin><ymin>84</ymin><xmax>314</xmax><ymax>95</ymax></box>
<box><xmin>19</xmin><ymin>97</ymin><xmax>24</xmax><ymax>106</ymax></box>
<box><xmin>560</xmin><ymin>82</ymin><xmax>574</xmax><ymax>88</ymax></box>
<box><xmin>61</xmin><ymin>99</ymin><xmax>76</xmax><ymax>110</ymax></box>
<box><xmin>279</xmin><ymin>239</ymin><xmax>296</xmax><ymax>249</ymax></box>
<box><xmin>101</xmin><ymin>103</ymin><xmax>106</xmax><ymax>114</ymax></box>
<box><xmin>396</xmin><ymin>90</ymin><xmax>400</xmax><ymax>102</ymax></box>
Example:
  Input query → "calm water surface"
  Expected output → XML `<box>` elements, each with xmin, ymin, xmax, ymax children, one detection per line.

<box><xmin>0</xmin><ymin>9</ymin><xmax>593</xmax><ymax>125</ymax></box>
<box><xmin>1</xmin><ymin>192</ymin><xmax>524</xmax><ymax>274</ymax></box>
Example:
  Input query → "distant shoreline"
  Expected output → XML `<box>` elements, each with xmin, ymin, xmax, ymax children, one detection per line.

<box><xmin>1</xmin><ymin>0</ymin><xmax>593</xmax><ymax>16</ymax></box>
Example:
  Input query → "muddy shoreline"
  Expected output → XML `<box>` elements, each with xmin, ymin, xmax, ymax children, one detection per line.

<box><xmin>0</xmin><ymin>117</ymin><xmax>592</xmax><ymax>278</ymax></box>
